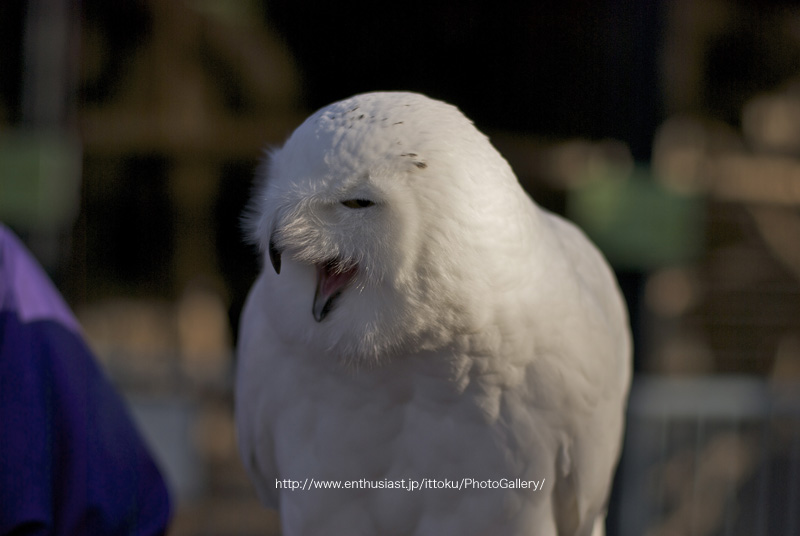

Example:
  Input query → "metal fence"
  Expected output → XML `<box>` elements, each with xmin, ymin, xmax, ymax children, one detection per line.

<box><xmin>615</xmin><ymin>376</ymin><xmax>800</xmax><ymax>536</ymax></box>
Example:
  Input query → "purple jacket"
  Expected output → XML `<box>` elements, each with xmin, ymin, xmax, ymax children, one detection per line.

<box><xmin>0</xmin><ymin>224</ymin><xmax>171</xmax><ymax>535</ymax></box>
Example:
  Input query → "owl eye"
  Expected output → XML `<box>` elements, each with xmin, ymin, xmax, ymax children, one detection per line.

<box><xmin>341</xmin><ymin>199</ymin><xmax>375</xmax><ymax>209</ymax></box>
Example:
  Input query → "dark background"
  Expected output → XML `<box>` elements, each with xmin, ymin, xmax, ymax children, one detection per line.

<box><xmin>2</xmin><ymin>1</ymin><xmax>800</xmax><ymax>534</ymax></box>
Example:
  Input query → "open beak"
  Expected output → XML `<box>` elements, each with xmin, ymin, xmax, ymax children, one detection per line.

<box><xmin>312</xmin><ymin>260</ymin><xmax>358</xmax><ymax>322</ymax></box>
<box><xmin>267</xmin><ymin>228</ymin><xmax>355</xmax><ymax>322</ymax></box>
<box><xmin>268</xmin><ymin>234</ymin><xmax>282</xmax><ymax>274</ymax></box>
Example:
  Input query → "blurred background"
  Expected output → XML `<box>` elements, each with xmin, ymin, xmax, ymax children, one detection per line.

<box><xmin>1</xmin><ymin>0</ymin><xmax>799</xmax><ymax>534</ymax></box>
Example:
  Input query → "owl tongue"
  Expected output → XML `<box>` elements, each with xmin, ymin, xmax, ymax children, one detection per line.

<box><xmin>312</xmin><ymin>260</ymin><xmax>358</xmax><ymax>322</ymax></box>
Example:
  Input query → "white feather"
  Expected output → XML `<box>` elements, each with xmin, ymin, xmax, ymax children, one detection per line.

<box><xmin>236</xmin><ymin>92</ymin><xmax>631</xmax><ymax>535</ymax></box>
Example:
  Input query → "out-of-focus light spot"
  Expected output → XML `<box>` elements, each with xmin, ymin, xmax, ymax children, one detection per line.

<box><xmin>743</xmin><ymin>92</ymin><xmax>800</xmax><ymax>154</ymax></box>
<box><xmin>708</xmin><ymin>154</ymin><xmax>800</xmax><ymax>204</ymax></box>
<box><xmin>645</xmin><ymin>267</ymin><xmax>699</xmax><ymax>317</ymax></box>
<box><xmin>652</xmin><ymin>115</ymin><xmax>743</xmax><ymax>196</ymax></box>
<box><xmin>177</xmin><ymin>282</ymin><xmax>232</xmax><ymax>380</ymax></box>
<box><xmin>652</xmin><ymin>116</ymin><xmax>709</xmax><ymax>195</ymax></box>
<box><xmin>545</xmin><ymin>138</ymin><xmax>633</xmax><ymax>189</ymax></box>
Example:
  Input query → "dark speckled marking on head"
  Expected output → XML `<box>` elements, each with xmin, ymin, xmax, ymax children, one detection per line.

<box><xmin>400</xmin><ymin>152</ymin><xmax>427</xmax><ymax>169</ymax></box>
<box><xmin>275</xmin><ymin>92</ymin><xmax>488</xmax><ymax>187</ymax></box>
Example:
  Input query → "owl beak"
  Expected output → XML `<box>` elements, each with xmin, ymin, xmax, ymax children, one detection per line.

<box><xmin>313</xmin><ymin>260</ymin><xmax>358</xmax><ymax>322</ymax></box>
<box><xmin>268</xmin><ymin>232</ymin><xmax>282</xmax><ymax>274</ymax></box>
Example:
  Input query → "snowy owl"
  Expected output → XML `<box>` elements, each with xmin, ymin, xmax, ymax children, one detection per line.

<box><xmin>236</xmin><ymin>92</ymin><xmax>631</xmax><ymax>536</ymax></box>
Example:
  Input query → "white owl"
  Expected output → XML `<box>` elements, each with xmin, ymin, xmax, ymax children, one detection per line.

<box><xmin>236</xmin><ymin>92</ymin><xmax>631</xmax><ymax>536</ymax></box>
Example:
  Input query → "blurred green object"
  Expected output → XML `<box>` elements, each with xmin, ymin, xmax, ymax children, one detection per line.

<box><xmin>0</xmin><ymin>130</ymin><xmax>82</xmax><ymax>231</ymax></box>
<box><xmin>567</xmin><ymin>166</ymin><xmax>704</xmax><ymax>270</ymax></box>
